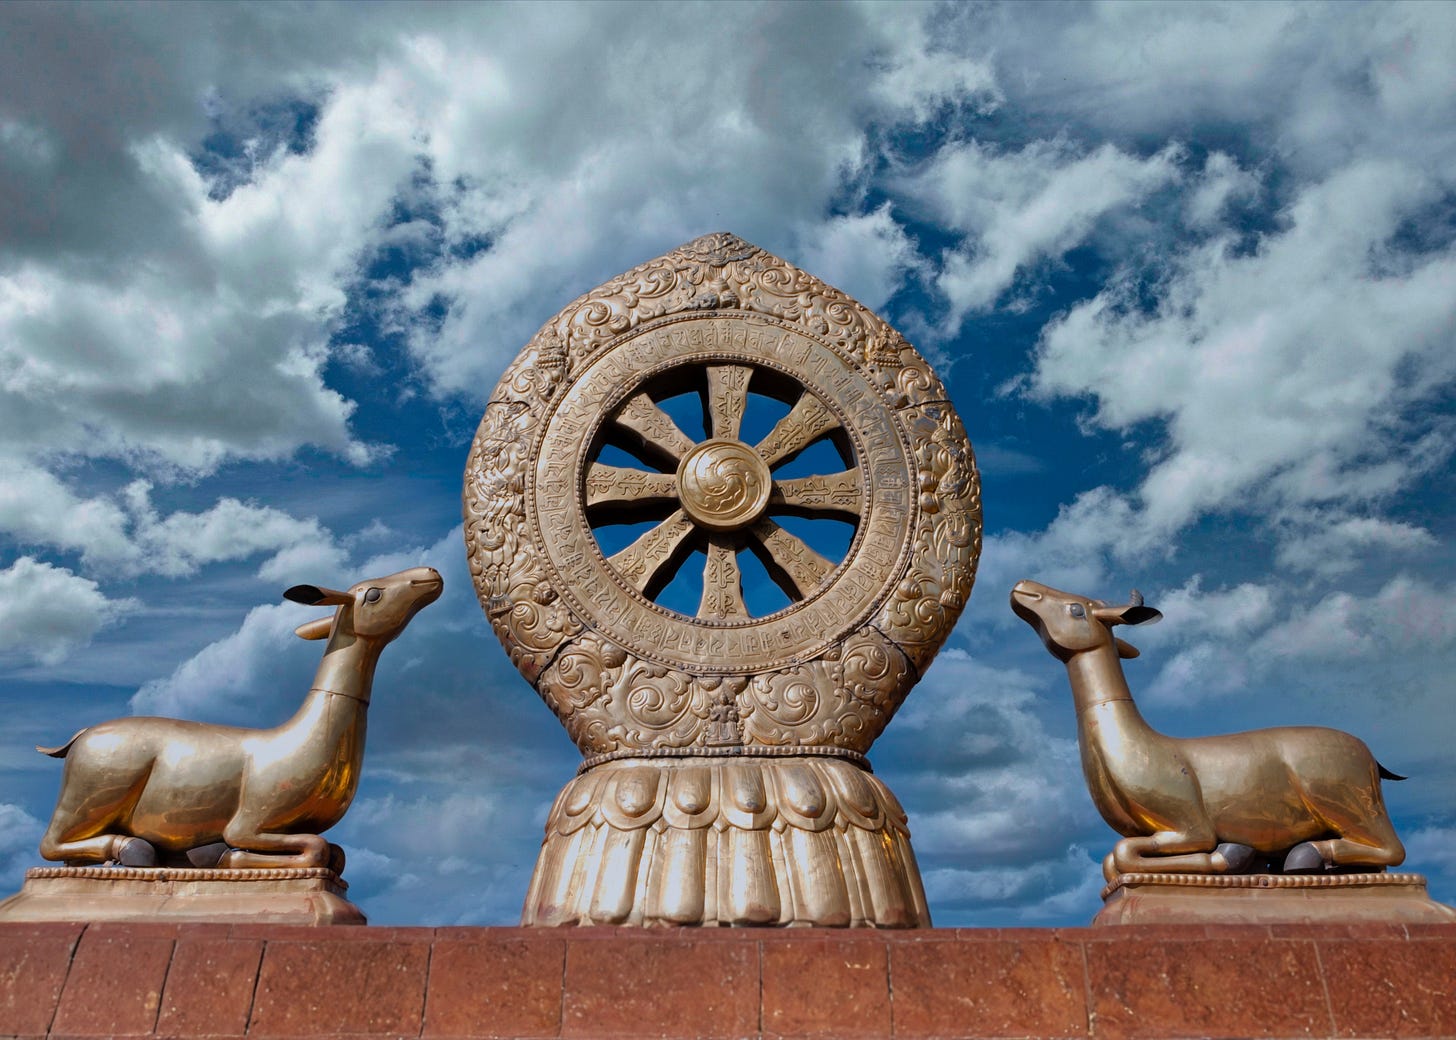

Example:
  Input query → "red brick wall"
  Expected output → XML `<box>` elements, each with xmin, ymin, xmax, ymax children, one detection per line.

<box><xmin>3</xmin><ymin>921</ymin><xmax>1453</xmax><ymax>1038</ymax></box>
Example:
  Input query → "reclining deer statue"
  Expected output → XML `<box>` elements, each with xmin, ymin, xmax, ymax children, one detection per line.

<box><xmin>37</xmin><ymin>566</ymin><xmax>442</xmax><ymax>870</ymax></box>
<box><xmin>1010</xmin><ymin>579</ymin><xmax>1406</xmax><ymax>880</ymax></box>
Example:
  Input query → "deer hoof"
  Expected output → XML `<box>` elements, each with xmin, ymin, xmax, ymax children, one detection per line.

<box><xmin>1283</xmin><ymin>842</ymin><xmax>1327</xmax><ymax>874</ymax></box>
<box><xmin>115</xmin><ymin>837</ymin><xmax>158</xmax><ymax>867</ymax></box>
<box><xmin>186</xmin><ymin>842</ymin><xmax>229</xmax><ymax>868</ymax></box>
<box><xmin>1214</xmin><ymin>843</ymin><xmax>1257</xmax><ymax>874</ymax></box>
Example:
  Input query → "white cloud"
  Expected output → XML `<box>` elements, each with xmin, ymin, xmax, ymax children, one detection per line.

<box><xmin>1257</xmin><ymin>575</ymin><xmax>1456</xmax><ymax>664</ymax></box>
<box><xmin>0</xmin><ymin>557</ymin><xmax>138</xmax><ymax>666</ymax></box>
<box><xmin>0</xmin><ymin>461</ymin><xmax>135</xmax><ymax>566</ymax></box>
<box><xmin>119</xmin><ymin>481</ymin><xmax>347</xmax><ymax>581</ymax></box>
<box><xmin>1031</xmin><ymin>160</ymin><xmax>1456</xmax><ymax>555</ymax></box>
<box><xmin>0</xmin><ymin>464</ymin><xmax>345</xmax><ymax>581</ymax></box>
<box><xmin>980</xmin><ymin>3</ymin><xmax>1456</xmax><ymax>181</ymax></box>
<box><xmin>792</xmin><ymin>205</ymin><xmax>924</xmax><ymax>314</ymax></box>
<box><xmin>129</xmin><ymin>600</ymin><xmax>313</xmax><ymax>722</ymax></box>
<box><xmin>1274</xmin><ymin>516</ymin><xmax>1437</xmax><ymax>577</ymax></box>
<box><xmin>1185</xmin><ymin>151</ymin><xmax>1260</xmax><ymax>228</ymax></box>
<box><xmin>390</xmin><ymin>4</ymin><xmax>995</xmax><ymax>397</ymax></box>
<box><xmin>880</xmin><ymin>651</ymin><xmax>1095</xmax><ymax>867</ymax></box>
<box><xmin>0</xmin><ymin>802</ymin><xmax>44</xmax><ymax>881</ymax></box>
<box><xmin>903</xmin><ymin>140</ymin><xmax>1181</xmax><ymax>329</ymax></box>
<box><xmin>1137</xmin><ymin>578</ymin><xmax>1278</xmax><ymax>706</ymax></box>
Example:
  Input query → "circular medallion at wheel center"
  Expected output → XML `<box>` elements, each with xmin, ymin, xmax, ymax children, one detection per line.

<box><xmin>676</xmin><ymin>439</ymin><xmax>771</xmax><ymax>532</ymax></box>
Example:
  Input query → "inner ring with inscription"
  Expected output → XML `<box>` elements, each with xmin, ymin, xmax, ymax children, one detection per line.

<box><xmin>529</xmin><ymin>313</ymin><xmax>917</xmax><ymax>675</ymax></box>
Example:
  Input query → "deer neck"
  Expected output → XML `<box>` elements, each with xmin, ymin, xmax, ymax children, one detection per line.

<box><xmin>308</xmin><ymin>628</ymin><xmax>384</xmax><ymax>705</ymax></box>
<box><xmin>272</xmin><ymin>635</ymin><xmax>378</xmax><ymax>812</ymax></box>
<box><xmin>1065</xmin><ymin>644</ymin><xmax>1146</xmax><ymax>724</ymax></box>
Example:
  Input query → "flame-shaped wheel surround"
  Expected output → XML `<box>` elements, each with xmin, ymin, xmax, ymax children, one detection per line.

<box><xmin>464</xmin><ymin>234</ymin><xmax>981</xmax><ymax>755</ymax></box>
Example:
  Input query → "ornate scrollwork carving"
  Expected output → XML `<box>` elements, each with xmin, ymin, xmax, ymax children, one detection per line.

<box><xmin>467</xmin><ymin>234</ymin><xmax>978</xmax><ymax>928</ymax></box>
<box><xmin>466</xmin><ymin>233</ymin><xmax>980</xmax><ymax>750</ymax></box>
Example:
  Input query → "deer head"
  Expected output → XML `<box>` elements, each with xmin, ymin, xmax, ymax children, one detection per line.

<box><xmin>1010</xmin><ymin>580</ymin><xmax>1161</xmax><ymax>662</ymax></box>
<box><xmin>286</xmin><ymin>566</ymin><xmax>443</xmax><ymax>643</ymax></box>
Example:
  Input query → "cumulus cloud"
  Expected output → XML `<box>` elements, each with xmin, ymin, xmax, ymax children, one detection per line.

<box><xmin>129</xmin><ymin>600</ymin><xmax>315</xmax><ymax>722</ymax></box>
<box><xmin>0</xmin><ymin>557</ymin><xmax>138</xmax><ymax>666</ymax></box>
<box><xmin>0</xmin><ymin>463</ymin><xmax>346</xmax><ymax>581</ymax></box>
<box><xmin>0</xmin><ymin>803</ymin><xmax>44</xmax><ymax>882</ymax></box>
<box><xmin>902</xmin><ymin>139</ymin><xmax>1182</xmax><ymax>329</ymax></box>
<box><xmin>976</xmin><ymin>2</ymin><xmax>1456</xmax><ymax>181</ymax></box>
<box><xmin>1273</xmin><ymin>515</ymin><xmax>1437</xmax><ymax>577</ymax></box>
<box><xmin>792</xmin><ymin>205</ymin><xmax>925</xmax><ymax>314</ymax></box>
<box><xmin>1028</xmin><ymin>160</ymin><xmax>1456</xmax><ymax>560</ymax></box>
<box><xmin>1184</xmin><ymin>151</ymin><xmax>1260</xmax><ymax>228</ymax></box>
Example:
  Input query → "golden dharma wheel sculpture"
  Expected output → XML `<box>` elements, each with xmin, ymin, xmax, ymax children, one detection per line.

<box><xmin>465</xmin><ymin>233</ymin><xmax>981</xmax><ymax>926</ymax></box>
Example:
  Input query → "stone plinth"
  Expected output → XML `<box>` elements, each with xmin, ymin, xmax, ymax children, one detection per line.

<box><xmin>0</xmin><ymin>866</ymin><xmax>363</xmax><ymax>926</ymax></box>
<box><xmin>1097</xmin><ymin>871</ymin><xmax>1456</xmax><ymax>926</ymax></box>
<box><xmin>4</xmin><ymin>921</ymin><xmax>1456</xmax><ymax>1038</ymax></box>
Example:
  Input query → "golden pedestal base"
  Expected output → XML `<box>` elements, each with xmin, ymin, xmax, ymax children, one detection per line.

<box><xmin>0</xmin><ymin>865</ymin><xmax>365</xmax><ymax>925</ymax></box>
<box><xmin>523</xmin><ymin>755</ymin><xmax>930</xmax><ymax>927</ymax></box>
<box><xmin>1096</xmin><ymin>871</ymin><xmax>1456</xmax><ymax>926</ymax></box>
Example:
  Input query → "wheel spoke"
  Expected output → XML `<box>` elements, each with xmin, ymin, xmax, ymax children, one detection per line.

<box><xmin>607</xmin><ymin>509</ymin><xmax>697</xmax><ymax>595</ymax></box>
<box><xmin>753</xmin><ymin>392</ymin><xmax>839</xmax><ymax>468</ymax></box>
<box><xmin>699</xmin><ymin>539</ymin><xmax>748</xmax><ymax>619</ymax></box>
<box><xmin>613</xmin><ymin>393</ymin><xmax>699</xmax><ymax>466</ymax></box>
<box><xmin>770</xmin><ymin>470</ymin><xmax>862</xmax><ymax>518</ymax></box>
<box><xmin>749</xmin><ymin>518</ymin><xmax>835</xmax><ymax>599</ymax></box>
<box><xmin>585</xmin><ymin>463</ymin><xmax>679</xmax><ymax>510</ymax></box>
<box><xmin>705</xmin><ymin>364</ymin><xmax>752</xmax><ymax>440</ymax></box>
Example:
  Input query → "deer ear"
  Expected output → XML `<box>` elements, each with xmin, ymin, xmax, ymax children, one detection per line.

<box><xmin>1114</xmin><ymin>637</ymin><xmax>1141</xmax><ymax>659</ymax></box>
<box><xmin>284</xmin><ymin>584</ymin><xmax>352</xmax><ymax>606</ymax></box>
<box><xmin>294</xmin><ymin>617</ymin><xmax>334</xmax><ymax>640</ymax></box>
<box><xmin>1096</xmin><ymin>603</ymin><xmax>1162</xmax><ymax>626</ymax></box>
<box><xmin>1123</xmin><ymin>606</ymin><xmax>1162</xmax><ymax>626</ymax></box>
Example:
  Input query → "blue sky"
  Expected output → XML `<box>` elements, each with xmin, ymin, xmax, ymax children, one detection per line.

<box><xmin>2</xmin><ymin>1</ymin><xmax>1454</xmax><ymax>926</ymax></box>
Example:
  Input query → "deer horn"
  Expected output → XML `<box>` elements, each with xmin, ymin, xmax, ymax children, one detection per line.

<box><xmin>1129</xmin><ymin>590</ymin><xmax>1144</xmax><ymax>607</ymax></box>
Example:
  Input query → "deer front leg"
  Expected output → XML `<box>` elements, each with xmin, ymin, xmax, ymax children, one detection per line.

<box><xmin>40</xmin><ymin>830</ymin><xmax>158</xmax><ymax>867</ymax></box>
<box><xmin>219</xmin><ymin>821</ymin><xmax>331</xmax><ymax>869</ymax></box>
<box><xmin>1110</xmin><ymin>824</ymin><xmax>1237</xmax><ymax>878</ymax></box>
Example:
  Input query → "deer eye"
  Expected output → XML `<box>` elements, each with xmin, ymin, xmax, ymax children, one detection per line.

<box><xmin>1067</xmin><ymin>603</ymin><xmax>1085</xmax><ymax>618</ymax></box>
<box><xmin>364</xmin><ymin>588</ymin><xmax>382</xmax><ymax>603</ymax></box>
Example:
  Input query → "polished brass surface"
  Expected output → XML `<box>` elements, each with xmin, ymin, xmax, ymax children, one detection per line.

<box><xmin>465</xmin><ymin>232</ymin><xmax>980</xmax><ymax>926</ymax></box>
<box><xmin>1011</xmin><ymin>580</ymin><xmax>1407</xmax><ymax>881</ymax></box>
<box><xmin>524</xmin><ymin>756</ymin><xmax>929</xmax><ymax>927</ymax></box>
<box><xmin>676</xmin><ymin>438</ymin><xmax>773</xmax><ymax>532</ymax></box>
<box><xmin>0</xmin><ymin>865</ymin><xmax>365</xmax><ymax>925</ymax></box>
<box><xmin>1095</xmin><ymin>872</ymin><xmax>1456</xmax><ymax>925</ymax></box>
<box><xmin>36</xmin><ymin>567</ymin><xmax>441</xmax><ymax>870</ymax></box>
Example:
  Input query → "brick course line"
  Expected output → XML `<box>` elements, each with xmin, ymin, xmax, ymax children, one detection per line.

<box><xmin>1079</xmin><ymin>937</ymin><xmax>1095</xmax><ymax>1039</ymax></box>
<box><xmin>45</xmin><ymin>921</ymin><xmax>85</xmax><ymax>1037</ymax></box>
<box><xmin>148</xmin><ymin>937</ymin><xmax>176</xmax><ymax>1035</ymax></box>
<box><xmin>242</xmin><ymin>936</ymin><xmax>265</xmax><ymax>1037</ymax></box>
<box><xmin>1311</xmin><ymin>938</ymin><xmax>1339</xmax><ymax>1037</ymax></box>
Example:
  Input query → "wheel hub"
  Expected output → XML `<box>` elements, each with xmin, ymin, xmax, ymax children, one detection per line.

<box><xmin>676</xmin><ymin>438</ymin><xmax>772</xmax><ymax>532</ymax></box>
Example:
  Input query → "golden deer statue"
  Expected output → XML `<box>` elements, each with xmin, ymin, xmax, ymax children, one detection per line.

<box><xmin>1010</xmin><ymin>579</ymin><xmax>1406</xmax><ymax>880</ymax></box>
<box><xmin>36</xmin><ymin>566</ymin><xmax>442</xmax><ymax>870</ymax></box>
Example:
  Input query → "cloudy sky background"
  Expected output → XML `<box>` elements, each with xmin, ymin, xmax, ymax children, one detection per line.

<box><xmin>2</xmin><ymin>0</ymin><xmax>1454</xmax><ymax>925</ymax></box>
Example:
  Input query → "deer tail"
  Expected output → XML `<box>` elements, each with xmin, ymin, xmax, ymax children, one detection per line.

<box><xmin>36</xmin><ymin>730</ymin><xmax>84</xmax><ymax>758</ymax></box>
<box><xmin>1378</xmin><ymin>762</ymin><xmax>1407</xmax><ymax>782</ymax></box>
